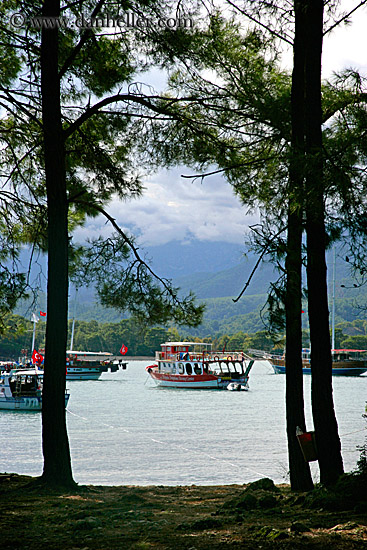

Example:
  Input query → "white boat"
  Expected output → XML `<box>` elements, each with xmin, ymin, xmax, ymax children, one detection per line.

<box><xmin>0</xmin><ymin>369</ymin><xmax>70</xmax><ymax>411</ymax></box>
<box><xmin>146</xmin><ymin>342</ymin><xmax>254</xmax><ymax>390</ymax></box>
<box><xmin>66</xmin><ymin>350</ymin><xmax>127</xmax><ymax>380</ymax></box>
<box><xmin>227</xmin><ymin>382</ymin><xmax>249</xmax><ymax>391</ymax></box>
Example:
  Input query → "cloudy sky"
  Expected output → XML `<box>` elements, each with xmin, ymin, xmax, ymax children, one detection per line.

<box><xmin>74</xmin><ymin>1</ymin><xmax>367</xmax><ymax>249</ymax></box>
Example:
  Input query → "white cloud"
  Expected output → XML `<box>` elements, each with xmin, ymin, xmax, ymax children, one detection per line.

<box><xmin>322</xmin><ymin>2</ymin><xmax>367</xmax><ymax>77</ymax></box>
<box><xmin>73</xmin><ymin>167</ymin><xmax>258</xmax><ymax>246</ymax></box>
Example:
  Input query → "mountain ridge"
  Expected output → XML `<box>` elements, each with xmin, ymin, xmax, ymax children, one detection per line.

<box><xmin>14</xmin><ymin>240</ymin><xmax>367</xmax><ymax>334</ymax></box>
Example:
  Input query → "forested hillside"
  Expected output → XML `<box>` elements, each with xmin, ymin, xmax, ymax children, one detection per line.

<box><xmin>2</xmin><ymin>313</ymin><xmax>367</xmax><ymax>361</ymax></box>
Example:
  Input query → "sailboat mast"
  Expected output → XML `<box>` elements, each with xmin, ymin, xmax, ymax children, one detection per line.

<box><xmin>331</xmin><ymin>246</ymin><xmax>336</xmax><ymax>351</ymax></box>
<box><xmin>31</xmin><ymin>319</ymin><xmax>37</xmax><ymax>353</ymax></box>
<box><xmin>70</xmin><ymin>288</ymin><xmax>78</xmax><ymax>351</ymax></box>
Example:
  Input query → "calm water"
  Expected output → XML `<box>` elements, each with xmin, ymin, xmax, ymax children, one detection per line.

<box><xmin>1</xmin><ymin>361</ymin><xmax>367</xmax><ymax>486</ymax></box>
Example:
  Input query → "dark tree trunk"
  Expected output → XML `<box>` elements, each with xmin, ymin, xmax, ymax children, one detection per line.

<box><xmin>40</xmin><ymin>0</ymin><xmax>75</xmax><ymax>487</ymax></box>
<box><xmin>304</xmin><ymin>0</ymin><xmax>344</xmax><ymax>485</ymax></box>
<box><xmin>285</xmin><ymin>0</ymin><xmax>313</xmax><ymax>491</ymax></box>
<box><xmin>285</xmin><ymin>211</ymin><xmax>313</xmax><ymax>491</ymax></box>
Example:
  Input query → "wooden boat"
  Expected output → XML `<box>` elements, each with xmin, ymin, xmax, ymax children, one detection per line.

<box><xmin>146</xmin><ymin>342</ymin><xmax>254</xmax><ymax>389</ymax></box>
<box><xmin>66</xmin><ymin>351</ymin><xmax>127</xmax><ymax>380</ymax></box>
<box><xmin>0</xmin><ymin>369</ymin><xmax>70</xmax><ymax>411</ymax></box>
<box><xmin>269</xmin><ymin>348</ymin><xmax>367</xmax><ymax>376</ymax></box>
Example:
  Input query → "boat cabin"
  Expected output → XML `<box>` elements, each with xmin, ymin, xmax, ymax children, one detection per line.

<box><xmin>158</xmin><ymin>342</ymin><xmax>212</xmax><ymax>362</ymax></box>
<box><xmin>332</xmin><ymin>349</ymin><xmax>367</xmax><ymax>362</ymax></box>
<box><xmin>0</xmin><ymin>369</ymin><xmax>43</xmax><ymax>399</ymax></box>
<box><xmin>159</xmin><ymin>361</ymin><xmax>208</xmax><ymax>376</ymax></box>
<box><xmin>9</xmin><ymin>370</ymin><xmax>42</xmax><ymax>397</ymax></box>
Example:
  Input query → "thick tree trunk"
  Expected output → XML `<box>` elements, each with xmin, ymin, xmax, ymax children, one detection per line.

<box><xmin>285</xmin><ymin>0</ymin><xmax>313</xmax><ymax>491</ymax></box>
<box><xmin>304</xmin><ymin>0</ymin><xmax>343</xmax><ymax>485</ymax></box>
<box><xmin>40</xmin><ymin>0</ymin><xmax>75</xmax><ymax>487</ymax></box>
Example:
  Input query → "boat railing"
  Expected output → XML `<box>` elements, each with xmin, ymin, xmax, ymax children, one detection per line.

<box><xmin>205</xmin><ymin>351</ymin><xmax>252</xmax><ymax>362</ymax></box>
<box><xmin>155</xmin><ymin>350</ymin><xmax>252</xmax><ymax>362</ymax></box>
<box><xmin>247</xmin><ymin>349</ymin><xmax>273</xmax><ymax>359</ymax></box>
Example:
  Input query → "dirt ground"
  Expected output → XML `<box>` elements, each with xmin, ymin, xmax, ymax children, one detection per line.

<box><xmin>1</xmin><ymin>473</ymin><xmax>367</xmax><ymax>549</ymax></box>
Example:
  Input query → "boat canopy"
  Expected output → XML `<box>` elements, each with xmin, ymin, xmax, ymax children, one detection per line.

<box><xmin>160</xmin><ymin>342</ymin><xmax>212</xmax><ymax>347</ymax></box>
<box><xmin>67</xmin><ymin>350</ymin><xmax>112</xmax><ymax>356</ymax></box>
<box><xmin>332</xmin><ymin>349</ymin><xmax>367</xmax><ymax>353</ymax></box>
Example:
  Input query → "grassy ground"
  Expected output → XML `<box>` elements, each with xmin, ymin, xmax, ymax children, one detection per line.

<box><xmin>1</xmin><ymin>474</ymin><xmax>367</xmax><ymax>549</ymax></box>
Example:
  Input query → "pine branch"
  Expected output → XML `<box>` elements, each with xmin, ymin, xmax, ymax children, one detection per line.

<box><xmin>324</xmin><ymin>1</ymin><xmax>367</xmax><ymax>35</ymax></box>
<box><xmin>233</xmin><ymin>225</ymin><xmax>287</xmax><ymax>303</ymax></box>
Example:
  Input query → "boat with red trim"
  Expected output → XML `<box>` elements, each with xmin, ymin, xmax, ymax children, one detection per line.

<box><xmin>146</xmin><ymin>342</ymin><xmax>254</xmax><ymax>389</ymax></box>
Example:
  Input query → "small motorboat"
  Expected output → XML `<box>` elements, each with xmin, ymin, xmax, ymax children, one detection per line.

<box><xmin>146</xmin><ymin>341</ymin><xmax>254</xmax><ymax>390</ymax></box>
<box><xmin>0</xmin><ymin>369</ymin><xmax>70</xmax><ymax>411</ymax></box>
<box><xmin>226</xmin><ymin>382</ymin><xmax>249</xmax><ymax>391</ymax></box>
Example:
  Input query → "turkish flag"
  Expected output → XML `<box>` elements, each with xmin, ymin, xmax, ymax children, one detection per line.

<box><xmin>119</xmin><ymin>344</ymin><xmax>128</xmax><ymax>355</ymax></box>
<box><xmin>40</xmin><ymin>311</ymin><xmax>46</xmax><ymax>317</ymax></box>
<box><xmin>32</xmin><ymin>349</ymin><xmax>44</xmax><ymax>365</ymax></box>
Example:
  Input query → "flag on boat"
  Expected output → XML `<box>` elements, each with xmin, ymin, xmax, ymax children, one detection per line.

<box><xmin>31</xmin><ymin>313</ymin><xmax>39</xmax><ymax>323</ymax></box>
<box><xmin>40</xmin><ymin>311</ymin><xmax>46</xmax><ymax>317</ymax></box>
<box><xmin>32</xmin><ymin>349</ymin><xmax>44</xmax><ymax>365</ymax></box>
<box><xmin>119</xmin><ymin>344</ymin><xmax>128</xmax><ymax>355</ymax></box>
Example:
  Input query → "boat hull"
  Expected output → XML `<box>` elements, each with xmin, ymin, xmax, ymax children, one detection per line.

<box><xmin>66</xmin><ymin>367</ymin><xmax>102</xmax><ymax>380</ymax></box>
<box><xmin>0</xmin><ymin>393</ymin><xmax>70</xmax><ymax>411</ymax></box>
<box><xmin>271</xmin><ymin>364</ymin><xmax>367</xmax><ymax>376</ymax></box>
<box><xmin>147</xmin><ymin>367</ymin><xmax>250</xmax><ymax>389</ymax></box>
<box><xmin>148</xmin><ymin>370</ymin><xmax>220</xmax><ymax>388</ymax></box>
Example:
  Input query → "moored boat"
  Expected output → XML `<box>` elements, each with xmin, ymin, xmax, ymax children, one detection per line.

<box><xmin>0</xmin><ymin>369</ymin><xmax>70</xmax><ymax>411</ymax></box>
<box><xmin>66</xmin><ymin>351</ymin><xmax>127</xmax><ymax>380</ymax></box>
<box><xmin>146</xmin><ymin>342</ymin><xmax>254</xmax><ymax>389</ymax></box>
<box><xmin>269</xmin><ymin>348</ymin><xmax>367</xmax><ymax>376</ymax></box>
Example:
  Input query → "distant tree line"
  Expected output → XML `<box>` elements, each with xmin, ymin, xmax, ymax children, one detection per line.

<box><xmin>3</xmin><ymin>313</ymin><xmax>367</xmax><ymax>360</ymax></box>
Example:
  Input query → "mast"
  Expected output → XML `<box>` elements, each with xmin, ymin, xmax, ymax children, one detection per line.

<box><xmin>331</xmin><ymin>246</ymin><xmax>336</xmax><ymax>351</ymax></box>
<box><xmin>31</xmin><ymin>313</ymin><xmax>39</xmax><ymax>353</ymax></box>
<box><xmin>70</xmin><ymin>288</ymin><xmax>78</xmax><ymax>351</ymax></box>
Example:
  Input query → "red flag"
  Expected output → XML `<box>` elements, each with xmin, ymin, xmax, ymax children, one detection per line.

<box><xmin>32</xmin><ymin>349</ymin><xmax>44</xmax><ymax>365</ymax></box>
<box><xmin>119</xmin><ymin>344</ymin><xmax>128</xmax><ymax>355</ymax></box>
<box><xmin>40</xmin><ymin>311</ymin><xmax>46</xmax><ymax>317</ymax></box>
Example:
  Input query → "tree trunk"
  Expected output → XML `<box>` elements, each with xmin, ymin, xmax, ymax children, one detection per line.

<box><xmin>285</xmin><ymin>0</ymin><xmax>313</xmax><ymax>491</ymax></box>
<box><xmin>285</xmin><ymin>211</ymin><xmax>314</xmax><ymax>491</ymax></box>
<box><xmin>40</xmin><ymin>0</ymin><xmax>75</xmax><ymax>487</ymax></box>
<box><xmin>304</xmin><ymin>0</ymin><xmax>344</xmax><ymax>485</ymax></box>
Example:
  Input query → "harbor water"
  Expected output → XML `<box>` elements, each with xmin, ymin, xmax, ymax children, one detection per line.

<box><xmin>1</xmin><ymin>361</ymin><xmax>367</xmax><ymax>486</ymax></box>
